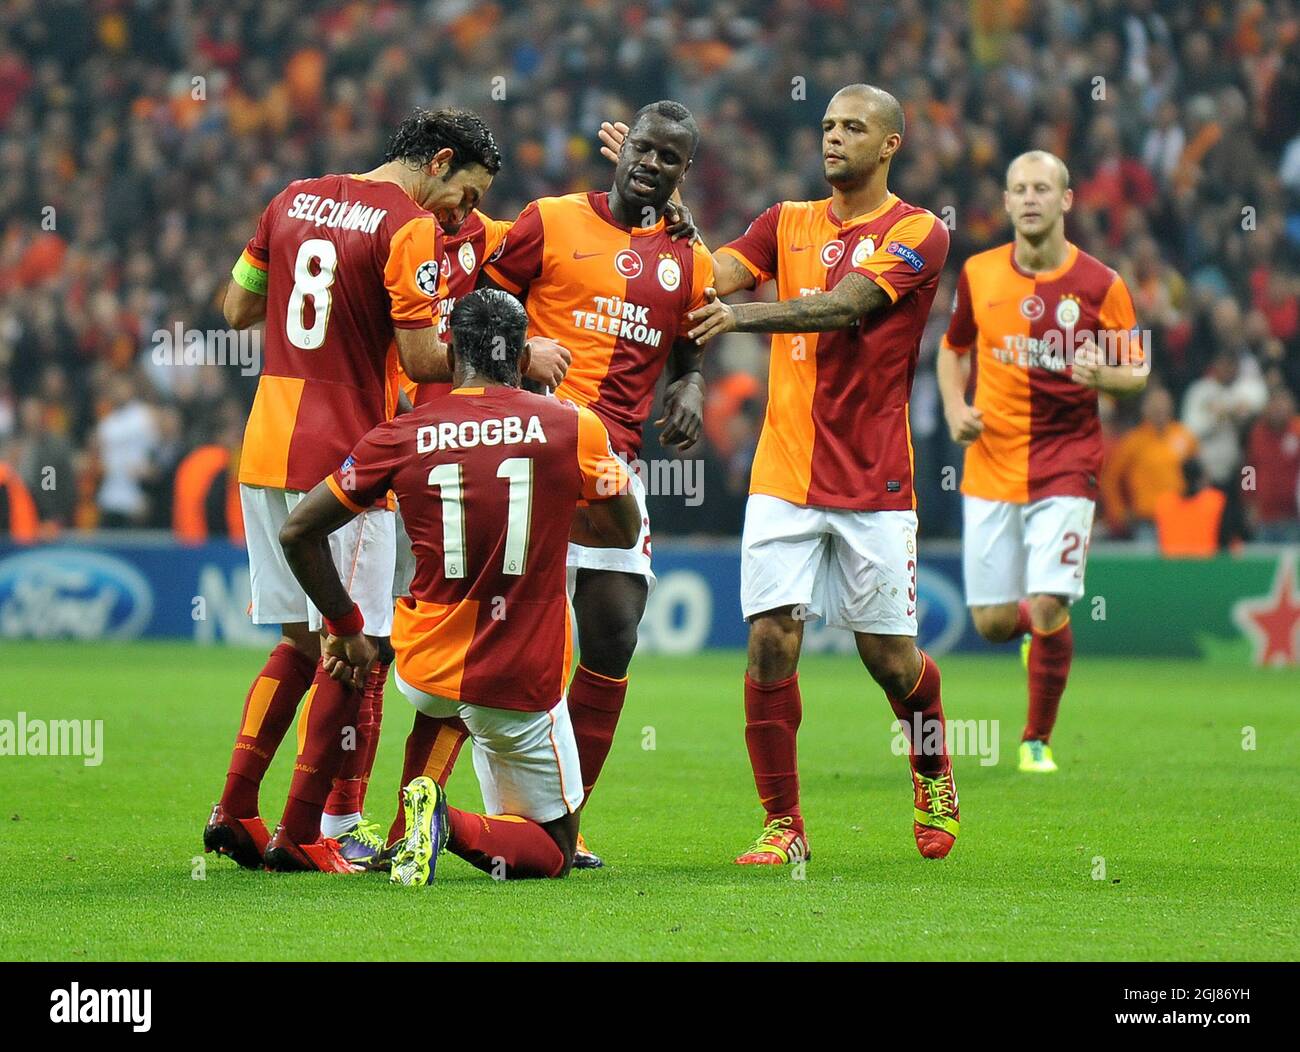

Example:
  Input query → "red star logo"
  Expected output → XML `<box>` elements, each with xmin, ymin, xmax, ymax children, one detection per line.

<box><xmin>1232</xmin><ymin>554</ymin><xmax>1300</xmax><ymax>667</ymax></box>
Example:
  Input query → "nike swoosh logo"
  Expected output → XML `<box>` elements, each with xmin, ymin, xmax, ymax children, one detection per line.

<box><xmin>987</xmin><ymin>298</ymin><xmax>1016</xmax><ymax>308</ymax></box>
<box><xmin>573</xmin><ymin>250</ymin><xmax>602</xmax><ymax>259</ymax></box>
<box><xmin>789</xmin><ymin>245</ymin><xmax>812</xmax><ymax>252</ymax></box>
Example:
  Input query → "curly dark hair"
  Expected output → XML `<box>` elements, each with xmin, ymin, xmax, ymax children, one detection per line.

<box><xmin>449</xmin><ymin>288</ymin><xmax>529</xmax><ymax>385</ymax></box>
<box><xmin>383</xmin><ymin>108</ymin><xmax>502</xmax><ymax>175</ymax></box>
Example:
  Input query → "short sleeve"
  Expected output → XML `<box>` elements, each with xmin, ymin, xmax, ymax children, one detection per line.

<box><xmin>481</xmin><ymin>201</ymin><xmax>544</xmax><ymax>294</ymax></box>
<box><xmin>718</xmin><ymin>203</ymin><xmax>781</xmax><ymax>285</ymax></box>
<box><xmin>851</xmin><ymin>210</ymin><xmax>950</xmax><ymax>303</ymax></box>
<box><xmin>384</xmin><ymin>215</ymin><xmax>444</xmax><ymax>330</ymax></box>
<box><xmin>941</xmin><ymin>266</ymin><xmax>977</xmax><ymax>354</ymax></box>
<box><xmin>480</xmin><ymin>212</ymin><xmax>513</xmax><ymax>262</ymax></box>
<box><xmin>681</xmin><ymin>241</ymin><xmax>717</xmax><ymax>329</ymax></box>
<box><xmin>231</xmin><ymin>199</ymin><xmax>274</xmax><ymax>294</ymax></box>
<box><xmin>326</xmin><ymin>423</ymin><xmax>404</xmax><ymax>514</ymax></box>
<box><xmin>1097</xmin><ymin>274</ymin><xmax>1144</xmax><ymax>368</ymax></box>
<box><xmin>575</xmin><ymin>405</ymin><xmax>630</xmax><ymax>501</ymax></box>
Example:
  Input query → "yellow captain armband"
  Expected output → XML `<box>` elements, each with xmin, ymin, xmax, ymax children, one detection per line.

<box><xmin>231</xmin><ymin>252</ymin><xmax>268</xmax><ymax>296</ymax></box>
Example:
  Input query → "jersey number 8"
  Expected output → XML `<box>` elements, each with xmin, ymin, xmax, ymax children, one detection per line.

<box><xmin>286</xmin><ymin>238</ymin><xmax>337</xmax><ymax>350</ymax></box>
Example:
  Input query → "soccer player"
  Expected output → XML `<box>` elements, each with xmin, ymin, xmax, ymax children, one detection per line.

<box><xmin>203</xmin><ymin>108</ymin><xmax>509</xmax><ymax>872</ymax></box>
<box><xmin>477</xmin><ymin>100</ymin><xmax>714</xmax><ymax>867</ymax></box>
<box><xmin>687</xmin><ymin>84</ymin><xmax>957</xmax><ymax>862</ymax></box>
<box><xmin>277</xmin><ymin>289</ymin><xmax>640</xmax><ymax>880</ymax></box>
<box><xmin>937</xmin><ymin>150</ymin><xmax>1147</xmax><ymax>773</ymax></box>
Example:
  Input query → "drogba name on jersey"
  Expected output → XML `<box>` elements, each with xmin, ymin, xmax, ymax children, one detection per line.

<box><xmin>327</xmin><ymin>386</ymin><xmax>628</xmax><ymax>712</ymax></box>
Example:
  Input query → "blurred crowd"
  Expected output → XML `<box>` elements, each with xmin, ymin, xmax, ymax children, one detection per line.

<box><xmin>0</xmin><ymin>0</ymin><xmax>1297</xmax><ymax>549</ymax></box>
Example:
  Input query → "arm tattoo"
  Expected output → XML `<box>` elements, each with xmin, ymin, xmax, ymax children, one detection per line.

<box><xmin>731</xmin><ymin>272</ymin><xmax>890</xmax><ymax>334</ymax></box>
<box><xmin>711</xmin><ymin>252</ymin><xmax>758</xmax><ymax>296</ymax></box>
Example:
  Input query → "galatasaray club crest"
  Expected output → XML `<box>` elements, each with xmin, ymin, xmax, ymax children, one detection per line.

<box><xmin>1056</xmin><ymin>294</ymin><xmax>1081</xmax><ymax>328</ymax></box>
<box><xmin>820</xmin><ymin>239</ymin><xmax>845</xmax><ymax>266</ymax></box>
<box><xmin>1232</xmin><ymin>553</ymin><xmax>1300</xmax><ymax>666</ymax></box>
<box><xmin>615</xmin><ymin>249</ymin><xmax>643</xmax><ymax>278</ymax></box>
<box><xmin>851</xmin><ymin>236</ymin><xmax>877</xmax><ymax>267</ymax></box>
<box><xmin>657</xmin><ymin>255</ymin><xmax>682</xmax><ymax>291</ymax></box>
<box><xmin>458</xmin><ymin>242</ymin><xmax>477</xmax><ymax>274</ymax></box>
<box><xmin>1020</xmin><ymin>294</ymin><xmax>1046</xmax><ymax>321</ymax></box>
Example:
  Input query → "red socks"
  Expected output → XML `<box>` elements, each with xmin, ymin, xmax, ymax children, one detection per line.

<box><xmin>387</xmin><ymin>711</ymin><xmax>469</xmax><ymax>845</ymax></box>
<box><xmin>446</xmin><ymin>807</ymin><xmax>565</xmax><ymax>879</ymax></box>
<box><xmin>1013</xmin><ymin>599</ymin><xmax>1032</xmax><ymax>637</ymax></box>
<box><xmin>279</xmin><ymin>668</ymin><xmax>362</xmax><ymax>844</ymax></box>
<box><xmin>886</xmin><ymin>651</ymin><xmax>948</xmax><ymax>777</ymax></box>
<box><xmin>221</xmin><ymin>642</ymin><xmax>317</xmax><ymax>819</ymax></box>
<box><xmin>743</xmin><ymin>673</ymin><xmax>803</xmax><ymax>828</ymax></box>
<box><xmin>567</xmin><ymin>664</ymin><xmax>628</xmax><ymax>798</ymax></box>
<box><xmin>1025</xmin><ymin>619</ymin><xmax>1073</xmax><ymax>742</ymax></box>
<box><xmin>324</xmin><ymin>660</ymin><xmax>388</xmax><ymax>820</ymax></box>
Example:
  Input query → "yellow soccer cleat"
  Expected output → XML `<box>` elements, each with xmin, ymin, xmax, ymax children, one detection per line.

<box><xmin>1018</xmin><ymin>739</ymin><xmax>1058</xmax><ymax>773</ymax></box>
<box><xmin>734</xmin><ymin>816</ymin><xmax>810</xmax><ymax>865</ymax></box>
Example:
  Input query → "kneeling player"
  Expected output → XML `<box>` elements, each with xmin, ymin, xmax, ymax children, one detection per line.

<box><xmin>279</xmin><ymin>290</ymin><xmax>639</xmax><ymax>880</ymax></box>
<box><xmin>938</xmin><ymin>151</ymin><xmax>1145</xmax><ymax>773</ymax></box>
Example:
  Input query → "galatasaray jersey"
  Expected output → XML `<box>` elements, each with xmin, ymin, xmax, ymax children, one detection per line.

<box><xmin>941</xmin><ymin>242</ymin><xmax>1142</xmax><ymax>504</ymax></box>
<box><xmin>327</xmin><ymin>386</ymin><xmax>629</xmax><ymax>712</ymax></box>
<box><xmin>720</xmin><ymin>193</ymin><xmax>949</xmax><ymax>511</ymax></box>
<box><xmin>405</xmin><ymin>208</ymin><xmax>512</xmax><ymax>408</ymax></box>
<box><xmin>483</xmin><ymin>191</ymin><xmax>714</xmax><ymax>458</ymax></box>
<box><xmin>237</xmin><ymin>174</ymin><xmax>443</xmax><ymax>492</ymax></box>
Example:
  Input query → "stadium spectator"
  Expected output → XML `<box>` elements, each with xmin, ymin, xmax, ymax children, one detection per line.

<box><xmin>0</xmin><ymin>0</ymin><xmax>1295</xmax><ymax>541</ymax></box>
<box><xmin>1243</xmin><ymin>386</ymin><xmax>1300</xmax><ymax>542</ymax></box>
<box><xmin>1153</xmin><ymin>458</ymin><xmax>1225</xmax><ymax>557</ymax></box>
<box><xmin>1182</xmin><ymin>347</ymin><xmax>1269</xmax><ymax>487</ymax></box>
<box><xmin>1100</xmin><ymin>385</ymin><xmax>1199</xmax><ymax>539</ymax></box>
<box><xmin>91</xmin><ymin>373</ymin><xmax>160</xmax><ymax>528</ymax></box>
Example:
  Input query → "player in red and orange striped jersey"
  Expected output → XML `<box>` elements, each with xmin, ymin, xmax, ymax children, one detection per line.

<box><xmin>688</xmin><ymin>84</ymin><xmax>958</xmax><ymax>863</ymax></box>
<box><xmin>203</xmin><ymin>109</ymin><xmax>505</xmax><ymax>874</ymax></box>
<box><xmin>278</xmin><ymin>290</ymin><xmax>639</xmax><ymax>881</ymax></box>
<box><xmin>475</xmin><ymin>101</ymin><xmax>713</xmax><ymax>868</ymax></box>
<box><xmin>938</xmin><ymin>151</ymin><xmax>1146</xmax><ymax>774</ymax></box>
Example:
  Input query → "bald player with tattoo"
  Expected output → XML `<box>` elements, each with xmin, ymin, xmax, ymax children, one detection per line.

<box><xmin>688</xmin><ymin>84</ymin><xmax>959</xmax><ymax>864</ymax></box>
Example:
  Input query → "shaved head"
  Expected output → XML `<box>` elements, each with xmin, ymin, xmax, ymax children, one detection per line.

<box><xmin>1006</xmin><ymin>150</ymin><xmax>1070</xmax><ymax>191</ymax></box>
<box><xmin>832</xmin><ymin>83</ymin><xmax>905</xmax><ymax>138</ymax></box>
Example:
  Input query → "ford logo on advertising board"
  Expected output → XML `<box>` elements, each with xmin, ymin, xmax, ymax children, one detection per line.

<box><xmin>0</xmin><ymin>548</ymin><xmax>154</xmax><ymax>640</ymax></box>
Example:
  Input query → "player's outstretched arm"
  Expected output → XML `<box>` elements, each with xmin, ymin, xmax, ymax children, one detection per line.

<box><xmin>656</xmin><ymin>338</ymin><xmax>705</xmax><ymax>449</ymax></box>
<box><xmin>688</xmin><ymin>271</ymin><xmax>888</xmax><ymax>344</ymax></box>
<box><xmin>279</xmin><ymin>483</ymin><xmax>377</xmax><ymax>687</ymax></box>
<box><xmin>709</xmin><ymin>252</ymin><xmax>758</xmax><ymax>298</ymax></box>
<box><xmin>223</xmin><ymin>280</ymin><xmax>266</xmax><ymax>329</ymax></box>
<box><xmin>395</xmin><ymin>326</ymin><xmax>452</xmax><ymax>384</ymax></box>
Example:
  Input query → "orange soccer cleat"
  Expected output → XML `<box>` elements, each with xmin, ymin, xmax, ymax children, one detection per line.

<box><xmin>203</xmin><ymin>804</ymin><xmax>270</xmax><ymax>870</ymax></box>
<box><xmin>263</xmin><ymin>825</ymin><xmax>364</xmax><ymax>874</ymax></box>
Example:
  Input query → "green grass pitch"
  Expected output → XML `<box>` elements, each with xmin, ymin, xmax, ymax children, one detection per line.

<box><xmin>2</xmin><ymin>642</ymin><xmax>1296</xmax><ymax>961</ymax></box>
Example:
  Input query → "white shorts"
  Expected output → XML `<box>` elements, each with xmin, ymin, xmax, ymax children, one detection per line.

<box><xmin>394</xmin><ymin>672</ymin><xmax>584</xmax><ymax>823</ymax></box>
<box><xmin>962</xmin><ymin>494</ymin><xmax>1095</xmax><ymax>606</ymax></box>
<box><xmin>566</xmin><ymin>466</ymin><xmax>655</xmax><ymax>589</ymax></box>
<box><xmin>740</xmin><ymin>494</ymin><xmax>919</xmax><ymax>636</ymax></box>
<box><xmin>240</xmin><ymin>483</ymin><xmax>396</xmax><ymax>635</ymax></box>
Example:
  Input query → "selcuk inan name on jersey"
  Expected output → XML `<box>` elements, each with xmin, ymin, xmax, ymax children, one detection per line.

<box><xmin>572</xmin><ymin>296</ymin><xmax>664</xmax><ymax>347</ymax></box>
<box><xmin>284</xmin><ymin>193</ymin><xmax>388</xmax><ymax>234</ymax></box>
